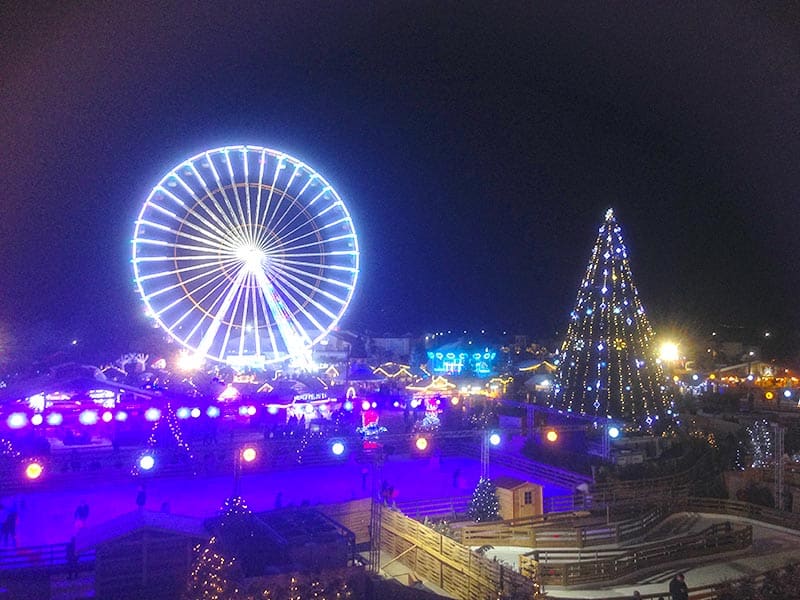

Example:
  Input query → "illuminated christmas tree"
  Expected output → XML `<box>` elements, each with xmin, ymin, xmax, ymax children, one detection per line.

<box><xmin>133</xmin><ymin>403</ymin><xmax>195</xmax><ymax>476</ymax></box>
<box><xmin>468</xmin><ymin>477</ymin><xmax>500</xmax><ymax>522</ymax></box>
<box><xmin>551</xmin><ymin>209</ymin><xmax>669</xmax><ymax>425</ymax></box>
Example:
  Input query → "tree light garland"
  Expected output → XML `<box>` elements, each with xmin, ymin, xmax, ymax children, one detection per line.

<box><xmin>550</xmin><ymin>209</ymin><xmax>670</xmax><ymax>425</ymax></box>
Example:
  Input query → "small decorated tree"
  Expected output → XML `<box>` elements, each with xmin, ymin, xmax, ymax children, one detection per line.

<box><xmin>468</xmin><ymin>477</ymin><xmax>500</xmax><ymax>522</ymax></box>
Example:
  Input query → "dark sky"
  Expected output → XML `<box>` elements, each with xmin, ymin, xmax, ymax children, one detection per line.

<box><xmin>1</xmin><ymin>2</ymin><xmax>799</xmax><ymax>357</ymax></box>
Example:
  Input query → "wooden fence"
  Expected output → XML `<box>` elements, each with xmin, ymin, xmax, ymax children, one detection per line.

<box><xmin>380</xmin><ymin>508</ymin><xmax>538</xmax><ymax>599</ymax></box>
<box><xmin>521</xmin><ymin>521</ymin><xmax>752</xmax><ymax>587</ymax></box>
<box><xmin>459</xmin><ymin>505</ymin><xmax>665</xmax><ymax>548</ymax></box>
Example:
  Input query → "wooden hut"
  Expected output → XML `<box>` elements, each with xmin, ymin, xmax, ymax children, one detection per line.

<box><xmin>493</xmin><ymin>476</ymin><xmax>543</xmax><ymax>520</ymax></box>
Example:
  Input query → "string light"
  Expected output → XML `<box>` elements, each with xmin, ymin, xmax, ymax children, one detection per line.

<box><xmin>550</xmin><ymin>208</ymin><xmax>670</xmax><ymax>425</ymax></box>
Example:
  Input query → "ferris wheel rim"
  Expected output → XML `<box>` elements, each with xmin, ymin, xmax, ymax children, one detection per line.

<box><xmin>131</xmin><ymin>144</ymin><xmax>359</xmax><ymax>366</ymax></box>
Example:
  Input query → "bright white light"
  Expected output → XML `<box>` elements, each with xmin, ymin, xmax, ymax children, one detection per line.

<box><xmin>206</xmin><ymin>406</ymin><xmax>221</xmax><ymax>418</ymax></box>
<box><xmin>247</xmin><ymin>405</ymin><xmax>257</xmax><ymax>416</ymax></box>
<box><xmin>659</xmin><ymin>342</ymin><xmax>679</xmax><ymax>362</ymax></box>
<box><xmin>101</xmin><ymin>411</ymin><xmax>113</xmax><ymax>423</ymax></box>
<box><xmin>361</xmin><ymin>400</ymin><xmax>370</xmax><ymax>411</ymax></box>
<box><xmin>115</xmin><ymin>411</ymin><xmax>128</xmax><ymax>422</ymax></box>
<box><xmin>218</xmin><ymin>385</ymin><xmax>239</xmax><ymax>401</ymax></box>
<box><xmin>266</xmin><ymin>405</ymin><xmax>279</xmax><ymax>415</ymax></box>
<box><xmin>488</xmin><ymin>433</ymin><xmax>501</xmax><ymax>446</ymax></box>
<box><xmin>237</xmin><ymin>245</ymin><xmax>265</xmax><ymax>272</ymax></box>
<box><xmin>30</xmin><ymin>414</ymin><xmax>43</xmax><ymax>426</ymax></box>
<box><xmin>177</xmin><ymin>351</ymin><xmax>203</xmax><ymax>372</ymax></box>
<box><xmin>78</xmin><ymin>410</ymin><xmax>98</xmax><ymax>426</ymax></box>
<box><xmin>190</xmin><ymin>407</ymin><xmax>201</xmax><ymax>418</ymax></box>
<box><xmin>343</xmin><ymin>400</ymin><xmax>353</xmax><ymax>411</ymax></box>
<box><xmin>784</xmin><ymin>390</ymin><xmax>792</xmax><ymax>398</ymax></box>
<box><xmin>176</xmin><ymin>407</ymin><xmax>191</xmax><ymax>419</ymax></box>
<box><xmin>47</xmin><ymin>413</ymin><xmax>63</xmax><ymax>426</ymax></box>
<box><xmin>608</xmin><ymin>426</ymin><xmax>620</xmax><ymax>439</ymax></box>
<box><xmin>331</xmin><ymin>441</ymin><xmax>345</xmax><ymax>456</ymax></box>
<box><xmin>139</xmin><ymin>455</ymin><xmax>155</xmax><ymax>471</ymax></box>
<box><xmin>144</xmin><ymin>407</ymin><xmax>161</xmax><ymax>422</ymax></box>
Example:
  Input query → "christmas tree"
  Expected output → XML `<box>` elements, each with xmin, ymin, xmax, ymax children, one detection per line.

<box><xmin>133</xmin><ymin>403</ymin><xmax>195</xmax><ymax>476</ymax></box>
<box><xmin>551</xmin><ymin>209</ymin><xmax>669</xmax><ymax>425</ymax></box>
<box><xmin>468</xmin><ymin>477</ymin><xmax>500</xmax><ymax>522</ymax></box>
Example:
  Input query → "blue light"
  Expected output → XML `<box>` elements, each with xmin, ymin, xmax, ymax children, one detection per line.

<box><xmin>206</xmin><ymin>406</ymin><xmax>220</xmax><ymax>418</ymax></box>
<box><xmin>176</xmin><ymin>407</ymin><xmax>190</xmax><ymax>419</ymax></box>
<box><xmin>144</xmin><ymin>408</ymin><xmax>161</xmax><ymax>422</ymax></box>
<box><xmin>47</xmin><ymin>412</ymin><xmax>63</xmax><ymax>426</ymax></box>
<box><xmin>7</xmin><ymin>413</ymin><xmax>27</xmax><ymax>429</ymax></box>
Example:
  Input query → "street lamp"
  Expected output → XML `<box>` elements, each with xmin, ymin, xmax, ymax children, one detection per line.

<box><xmin>234</xmin><ymin>446</ymin><xmax>257</xmax><ymax>495</ymax></box>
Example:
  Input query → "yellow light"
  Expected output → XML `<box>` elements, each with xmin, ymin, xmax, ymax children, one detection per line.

<box><xmin>765</xmin><ymin>391</ymin><xmax>774</xmax><ymax>400</ymax></box>
<box><xmin>659</xmin><ymin>341</ymin><xmax>679</xmax><ymax>362</ymax></box>
<box><xmin>241</xmin><ymin>447</ymin><xmax>257</xmax><ymax>463</ymax></box>
<box><xmin>415</xmin><ymin>437</ymin><xmax>429</xmax><ymax>451</ymax></box>
<box><xmin>546</xmin><ymin>430</ymin><xmax>558</xmax><ymax>443</ymax></box>
<box><xmin>25</xmin><ymin>461</ymin><xmax>43</xmax><ymax>480</ymax></box>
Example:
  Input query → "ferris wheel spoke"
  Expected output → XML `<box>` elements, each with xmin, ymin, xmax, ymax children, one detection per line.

<box><xmin>256</xmin><ymin>157</ymin><xmax>283</xmax><ymax>240</ymax></box>
<box><xmin>143</xmin><ymin>258</ymin><xmax>239</xmax><ymax>299</ymax></box>
<box><xmin>268</xmin><ymin>268</ymin><xmax>336</xmax><ymax>325</ymax></box>
<box><xmin>272</xmin><ymin>233</ymin><xmax>355</xmax><ymax>256</ymax></box>
<box><xmin>137</xmin><ymin>259</ymin><xmax>235</xmax><ymax>283</ymax></box>
<box><xmin>170</xmin><ymin>269</ymin><xmax>243</xmax><ymax>342</ymax></box>
<box><xmin>224</xmin><ymin>150</ymin><xmax>252</xmax><ymax>246</ymax></box>
<box><xmin>204</xmin><ymin>154</ymin><xmax>249</xmax><ymax>244</ymax></box>
<box><xmin>253</xmin><ymin>267</ymin><xmax>312</xmax><ymax>360</ymax></box>
<box><xmin>278</xmin><ymin>250</ymin><xmax>358</xmax><ymax>260</ymax></box>
<box><xmin>243</xmin><ymin>148</ymin><xmax>254</xmax><ymax>244</ymax></box>
<box><xmin>264</xmin><ymin>174</ymin><xmax>316</xmax><ymax>246</ymax></box>
<box><xmin>237</xmin><ymin>272</ymin><xmax>252</xmax><ymax>357</ymax></box>
<box><xmin>265</xmin><ymin>261</ymin><xmax>348</xmax><ymax>306</ymax></box>
<box><xmin>264</xmin><ymin>186</ymin><xmax>331</xmax><ymax>252</ymax></box>
<box><xmin>254</xmin><ymin>148</ymin><xmax>268</xmax><ymax>247</ymax></box>
<box><xmin>156</xmin><ymin>266</ymin><xmax>237</xmax><ymax>320</ymax></box>
<box><xmin>271</xmin><ymin>257</ymin><xmax>357</xmax><ymax>275</ymax></box>
<box><xmin>180</xmin><ymin>167</ymin><xmax>244</xmax><ymax>247</ymax></box>
<box><xmin>134</xmin><ymin>237</ymin><xmax>237</xmax><ymax>257</ymax></box>
<box><xmin>265</xmin><ymin>260</ymin><xmax>355</xmax><ymax>291</ymax></box>
<box><xmin>218</xmin><ymin>269</ymin><xmax>250</xmax><ymax>361</ymax></box>
<box><xmin>169</xmin><ymin>176</ymin><xmax>244</xmax><ymax>248</ymax></box>
<box><xmin>135</xmin><ymin>253</ymin><xmax>237</xmax><ymax>263</ymax></box>
<box><xmin>135</xmin><ymin>219</ymin><xmax>236</xmax><ymax>253</ymax></box>
<box><xmin>255</xmin><ymin>283</ymin><xmax>280</xmax><ymax>359</ymax></box>
<box><xmin>153</xmin><ymin>184</ymin><xmax>236</xmax><ymax>247</ymax></box>
<box><xmin>194</xmin><ymin>266</ymin><xmax>249</xmax><ymax>358</ymax></box>
<box><xmin>272</xmin><ymin>216</ymin><xmax>352</xmax><ymax>255</ymax></box>
<box><xmin>249</xmin><ymin>274</ymin><xmax>262</xmax><ymax>358</ymax></box>
<box><xmin>260</xmin><ymin>165</ymin><xmax>300</xmax><ymax>246</ymax></box>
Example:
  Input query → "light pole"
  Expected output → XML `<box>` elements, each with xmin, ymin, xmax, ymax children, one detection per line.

<box><xmin>233</xmin><ymin>446</ymin><xmax>257</xmax><ymax>496</ymax></box>
<box><xmin>774</xmin><ymin>423</ymin><xmax>784</xmax><ymax>510</ymax></box>
<box><xmin>481</xmin><ymin>432</ymin><xmax>501</xmax><ymax>479</ymax></box>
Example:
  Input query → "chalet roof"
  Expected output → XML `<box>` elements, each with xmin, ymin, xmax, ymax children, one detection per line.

<box><xmin>492</xmin><ymin>476</ymin><xmax>531</xmax><ymax>490</ymax></box>
<box><xmin>75</xmin><ymin>510</ymin><xmax>206</xmax><ymax>552</ymax></box>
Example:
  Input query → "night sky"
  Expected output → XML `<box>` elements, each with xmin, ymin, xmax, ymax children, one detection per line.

<box><xmin>2</xmin><ymin>3</ymin><xmax>799</xmax><ymax>360</ymax></box>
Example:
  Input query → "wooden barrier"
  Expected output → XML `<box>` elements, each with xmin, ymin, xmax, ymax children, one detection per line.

<box><xmin>521</xmin><ymin>521</ymin><xmax>752</xmax><ymax>587</ymax></box>
<box><xmin>459</xmin><ymin>505</ymin><xmax>666</xmax><ymax>548</ymax></box>
<box><xmin>380</xmin><ymin>508</ymin><xmax>538</xmax><ymax>599</ymax></box>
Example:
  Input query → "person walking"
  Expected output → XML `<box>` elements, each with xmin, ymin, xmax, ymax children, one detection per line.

<box><xmin>669</xmin><ymin>572</ymin><xmax>688</xmax><ymax>600</ymax></box>
<box><xmin>74</xmin><ymin>500</ymin><xmax>90</xmax><ymax>531</ymax></box>
<box><xmin>2</xmin><ymin>505</ymin><xmax>17</xmax><ymax>548</ymax></box>
<box><xmin>66</xmin><ymin>537</ymin><xmax>79</xmax><ymax>580</ymax></box>
<box><xmin>135</xmin><ymin>485</ymin><xmax>146</xmax><ymax>510</ymax></box>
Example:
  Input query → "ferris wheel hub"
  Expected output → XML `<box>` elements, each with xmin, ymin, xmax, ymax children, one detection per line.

<box><xmin>237</xmin><ymin>245</ymin><xmax>266</xmax><ymax>272</ymax></box>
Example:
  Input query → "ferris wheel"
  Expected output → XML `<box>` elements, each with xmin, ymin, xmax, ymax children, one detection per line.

<box><xmin>132</xmin><ymin>145</ymin><xmax>359</xmax><ymax>368</ymax></box>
